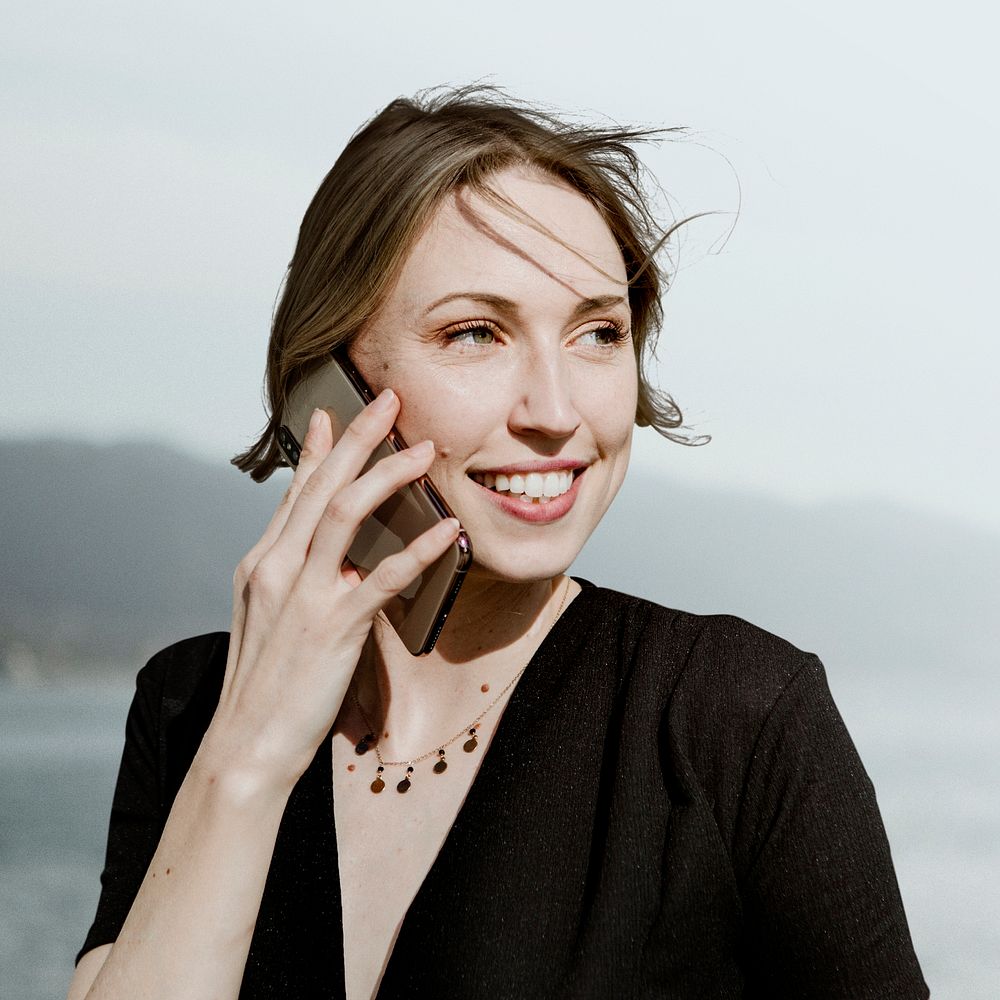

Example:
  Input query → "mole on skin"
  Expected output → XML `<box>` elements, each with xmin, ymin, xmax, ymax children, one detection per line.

<box><xmin>481</xmin><ymin>683</ymin><xmax>490</xmax><ymax>692</ymax></box>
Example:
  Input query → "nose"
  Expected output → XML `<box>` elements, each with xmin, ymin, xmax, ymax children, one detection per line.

<box><xmin>507</xmin><ymin>346</ymin><xmax>582</xmax><ymax>441</ymax></box>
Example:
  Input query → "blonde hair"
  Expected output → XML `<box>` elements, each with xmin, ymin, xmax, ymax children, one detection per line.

<box><xmin>233</xmin><ymin>83</ymin><xmax>709</xmax><ymax>481</ymax></box>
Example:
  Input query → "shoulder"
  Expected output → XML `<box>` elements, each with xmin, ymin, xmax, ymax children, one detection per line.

<box><xmin>577</xmin><ymin>580</ymin><xmax>819</xmax><ymax>711</ymax></box>
<box><xmin>654</xmin><ymin>605</ymin><xmax>820</xmax><ymax>720</ymax></box>
<box><xmin>127</xmin><ymin>633</ymin><xmax>231</xmax><ymax>803</ymax></box>
<box><xmin>575</xmin><ymin>582</ymin><xmax>830</xmax><ymax>796</ymax></box>
<box><xmin>582</xmin><ymin>583</ymin><xmax>838</xmax><ymax>826</ymax></box>
<box><xmin>134</xmin><ymin>631</ymin><xmax>231</xmax><ymax>724</ymax></box>
<box><xmin>647</xmin><ymin>604</ymin><xmax>828</xmax><ymax>771</ymax></box>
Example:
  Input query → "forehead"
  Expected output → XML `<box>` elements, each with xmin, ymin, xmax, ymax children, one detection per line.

<box><xmin>385</xmin><ymin>167</ymin><xmax>628</xmax><ymax>317</ymax></box>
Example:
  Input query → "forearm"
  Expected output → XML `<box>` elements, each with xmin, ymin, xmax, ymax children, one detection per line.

<box><xmin>84</xmin><ymin>737</ymin><xmax>298</xmax><ymax>1000</ymax></box>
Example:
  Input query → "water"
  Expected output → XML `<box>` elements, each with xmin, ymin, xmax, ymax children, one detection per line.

<box><xmin>831</xmin><ymin>673</ymin><xmax>1000</xmax><ymax>998</ymax></box>
<box><xmin>1</xmin><ymin>679</ymin><xmax>134</xmax><ymax>999</ymax></box>
<box><xmin>2</xmin><ymin>674</ymin><xmax>997</xmax><ymax>998</ymax></box>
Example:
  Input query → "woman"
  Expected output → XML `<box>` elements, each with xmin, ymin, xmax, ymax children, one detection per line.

<box><xmin>69</xmin><ymin>85</ymin><xmax>929</xmax><ymax>998</ymax></box>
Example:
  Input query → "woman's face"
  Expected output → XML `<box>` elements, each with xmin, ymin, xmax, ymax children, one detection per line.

<box><xmin>349</xmin><ymin>165</ymin><xmax>638</xmax><ymax>584</ymax></box>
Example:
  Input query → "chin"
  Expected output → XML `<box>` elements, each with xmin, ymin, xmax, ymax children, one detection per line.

<box><xmin>462</xmin><ymin>537</ymin><xmax>582</xmax><ymax>586</ymax></box>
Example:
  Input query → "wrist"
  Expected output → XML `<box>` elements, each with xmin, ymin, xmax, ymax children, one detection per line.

<box><xmin>193</xmin><ymin>722</ymin><xmax>309</xmax><ymax>804</ymax></box>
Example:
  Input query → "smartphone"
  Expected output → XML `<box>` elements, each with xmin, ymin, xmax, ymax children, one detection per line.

<box><xmin>274</xmin><ymin>348</ymin><xmax>472</xmax><ymax>656</ymax></box>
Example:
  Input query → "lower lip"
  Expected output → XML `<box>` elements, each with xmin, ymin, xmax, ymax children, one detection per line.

<box><xmin>469</xmin><ymin>469</ymin><xmax>586</xmax><ymax>524</ymax></box>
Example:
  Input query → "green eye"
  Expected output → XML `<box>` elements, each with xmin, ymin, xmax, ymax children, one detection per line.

<box><xmin>447</xmin><ymin>325</ymin><xmax>496</xmax><ymax>346</ymax></box>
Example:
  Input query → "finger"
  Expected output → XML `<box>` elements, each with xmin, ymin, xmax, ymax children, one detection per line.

<box><xmin>287</xmin><ymin>388</ymin><xmax>400</xmax><ymax>524</ymax></box>
<box><xmin>339</xmin><ymin>557</ymin><xmax>364</xmax><ymax>589</ymax></box>
<box><xmin>232</xmin><ymin>407</ymin><xmax>334</xmax><ymax>600</ymax></box>
<box><xmin>345</xmin><ymin>516</ymin><xmax>462</xmax><ymax>622</ymax></box>
<box><xmin>256</xmin><ymin>407</ymin><xmax>335</xmax><ymax>552</ymax></box>
<box><xmin>297</xmin><ymin>438</ymin><xmax>437</xmax><ymax>577</ymax></box>
<box><xmin>270</xmin><ymin>389</ymin><xmax>408</xmax><ymax>559</ymax></box>
<box><xmin>225</xmin><ymin>410</ymin><xmax>334</xmax><ymax>688</ymax></box>
<box><xmin>230</xmin><ymin>391</ymin><xmax>404</xmax><ymax>675</ymax></box>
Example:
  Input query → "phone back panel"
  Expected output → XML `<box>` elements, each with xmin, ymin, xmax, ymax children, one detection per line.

<box><xmin>275</xmin><ymin>352</ymin><xmax>471</xmax><ymax>655</ymax></box>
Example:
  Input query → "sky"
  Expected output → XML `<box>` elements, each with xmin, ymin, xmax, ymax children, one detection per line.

<box><xmin>3</xmin><ymin>0</ymin><xmax>999</xmax><ymax>533</ymax></box>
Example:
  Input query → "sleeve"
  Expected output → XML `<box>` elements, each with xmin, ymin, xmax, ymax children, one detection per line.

<box><xmin>734</xmin><ymin>654</ymin><xmax>930</xmax><ymax>999</ymax></box>
<box><xmin>75</xmin><ymin>655</ymin><xmax>167</xmax><ymax>966</ymax></box>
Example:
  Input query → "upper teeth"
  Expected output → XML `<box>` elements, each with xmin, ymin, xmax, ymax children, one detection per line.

<box><xmin>471</xmin><ymin>470</ymin><xmax>575</xmax><ymax>498</ymax></box>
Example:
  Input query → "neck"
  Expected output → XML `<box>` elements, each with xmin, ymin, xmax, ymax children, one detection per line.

<box><xmin>436</xmin><ymin>573</ymin><xmax>565</xmax><ymax>662</ymax></box>
<box><xmin>345</xmin><ymin>573</ymin><xmax>574</xmax><ymax>753</ymax></box>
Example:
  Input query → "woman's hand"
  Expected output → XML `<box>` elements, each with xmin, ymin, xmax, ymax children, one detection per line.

<box><xmin>204</xmin><ymin>388</ymin><xmax>459</xmax><ymax>787</ymax></box>
<box><xmin>65</xmin><ymin>395</ymin><xmax>451</xmax><ymax>1000</ymax></box>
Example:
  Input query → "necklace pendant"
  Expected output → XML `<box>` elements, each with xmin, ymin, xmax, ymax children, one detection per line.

<box><xmin>396</xmin><ymin>765</ymin><xmax>414</xmax><ymax>793</ymax></box>
<box><xmin>463</xmin><ymin>727</ymin><xmax>478</xmax><ymax>753</ymax></box>
<box><xmin>355</xmin><ymin>732</ymin><xmax>375</xmax><ymax>755</ymax></box>
<box><xmin>370</xmin><ymin>764</ymin><xmax>385</xmax><ymax>793</ymax></box>
<box><xmin>433</xmin><ymin>748</ymin><xmax>447</xmax><ymax>774</ymax></box>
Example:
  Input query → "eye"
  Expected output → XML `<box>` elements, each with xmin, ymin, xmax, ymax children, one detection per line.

<box><xmin>576</xmin><ymin>322</ymin><xmax>631</xmax><ymax>348</ymax></box>
<box><xmin>445</xmin><ymin>322</ymin><xmax>498</xmax><ymax>347</ymax></box>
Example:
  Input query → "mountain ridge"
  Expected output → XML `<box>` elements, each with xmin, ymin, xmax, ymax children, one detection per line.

<box><xmin>2</xmin><ymin>437</ymin><xmax>995</xmax><ymax>685</ymax></box>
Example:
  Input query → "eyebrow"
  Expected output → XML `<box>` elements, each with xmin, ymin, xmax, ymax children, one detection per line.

<box><xmin>422</xmin><ymin>291</ymin><xmax>628</xmax><ymax>319</ymax></box>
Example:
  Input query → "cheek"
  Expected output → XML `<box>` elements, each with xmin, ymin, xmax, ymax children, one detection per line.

<box><xmin>348</xmin><ymin>339</ymin><xmax>480</xmax><ymax>461</ymax></box>
<box><xmin>586</xmin><ymin>369</ymin><xmax>638</xmax><ymax>442</ymax></box>
<box><xmin>393</xmin><ymin>376</ymin><xmax>487</xmax><ymax>462</ymax></box>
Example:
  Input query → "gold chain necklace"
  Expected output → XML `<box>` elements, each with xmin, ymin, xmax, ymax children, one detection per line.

<box><xmin>351</xmin><ymin>577</ymin><xmax>571</xmax><ymax>794</ymax></box>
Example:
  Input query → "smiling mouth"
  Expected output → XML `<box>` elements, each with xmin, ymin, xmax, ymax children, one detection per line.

<box><xmin>468</xmin><ymin>468</ymin><xmax>582</xmax><ymax>504</ymax></box>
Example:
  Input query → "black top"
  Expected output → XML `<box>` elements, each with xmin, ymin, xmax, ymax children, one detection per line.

<box><xmin>78</xmin><ymin>579</ymin><xmax>929</xmax><ymax>998</ymax></box>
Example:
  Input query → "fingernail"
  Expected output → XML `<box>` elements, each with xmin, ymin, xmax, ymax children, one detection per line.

<box><xmin>372</xmin><ymin>388</ymin><xmax>396</xmax><ymax>411</ymax></box>
<box><xmin>308</xmin><ymin>408</ymin><xmax>324</xmax><ymax>435</ymax></box>
<box><xmin>414</xmin><ymin>439</ymin><xmax>435</xmax><ymax>456</ymax></box>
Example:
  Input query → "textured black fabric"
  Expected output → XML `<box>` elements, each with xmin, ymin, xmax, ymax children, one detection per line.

<box><xmin>77</xmin><ymin>579</ymin><xmax>930</xmax><ymax>998</ymax></box>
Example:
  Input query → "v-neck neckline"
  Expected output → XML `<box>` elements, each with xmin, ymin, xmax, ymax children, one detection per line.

<box><xmin>322</xmin><ymin>576</ymin><xmax>598</xmax><ymax>998</ymax></box>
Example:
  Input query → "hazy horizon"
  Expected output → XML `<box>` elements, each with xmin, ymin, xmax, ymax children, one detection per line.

<box><xmin>7</xmin><ymin>427</ymin><xmax>1000</xmax><ymax>542</ymax></box>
